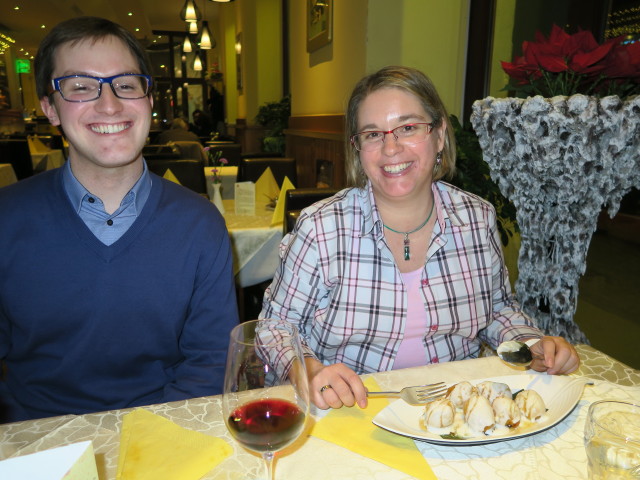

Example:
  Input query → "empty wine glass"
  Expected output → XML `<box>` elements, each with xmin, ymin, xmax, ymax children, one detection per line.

<box><xmin>222</xmin><ymin>319</ymin><xmax>310</xmax><ymax>480</ymax></box>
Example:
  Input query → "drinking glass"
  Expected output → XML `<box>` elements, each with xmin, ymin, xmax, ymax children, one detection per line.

<box><xmin>222</xmin><ymin>319</ymin><xmax>310</xmax><ymax>480</ymax></box>
<box><xmin>584</xmin><ymin>400</ymin><xmax>640</xmax><ymax>479</ymax></box>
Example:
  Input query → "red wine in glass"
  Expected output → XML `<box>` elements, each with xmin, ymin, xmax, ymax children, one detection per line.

<box><xmin>227</xmin><ymin>398</ymin><xmax>306</xmax><ymax>452</ymax></box>
<box><xmin>222</xmin><ymin>319</ymin><xmax>310</xmax><ymax>480</ymax></box>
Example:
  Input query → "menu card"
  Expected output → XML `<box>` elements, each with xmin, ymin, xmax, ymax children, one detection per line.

<box><xmin>234</xmin><ymin>182</ymin><xmax>256</xmax><ymax>215</ymax></box>
<box><xmin>0</xmin><ymin>440</ymin><xmax>98</xmax><ymax>480</ymax></box>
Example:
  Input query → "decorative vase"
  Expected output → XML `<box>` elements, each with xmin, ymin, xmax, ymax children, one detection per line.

<box><xmin>471</xmin><ymin>94</ymin><xmax>640</xmax><ymax>343</ymax></box>
<box><xmin>211</xmin><ymin>182</ymin><xmax>225</xmax><ymax>214</ymax></box>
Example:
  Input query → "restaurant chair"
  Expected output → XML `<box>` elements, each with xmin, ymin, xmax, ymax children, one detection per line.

<box><xmin>171</xmin><ymin>141</ymin><xmax>208</xmax><ymax>163</ymax></box>
<box><xmin>142</xmin><ymin>144</ymin><xmax>181</xmax><ymax>160</ymax></box>
<box><xmin>237</xmin><ymin>157</ymin><xmax>297</xmax><ymax>187</ymax></box>
<box><xmin>0</xmin><ymin>138</ymin><xmax>34</xmax><ymax>180</ymax></box>
<box><xmin>146</xmin><ymin>158</ymin><xmax>207</xmax><ymax>195</ymax></box>
<box><xmin>209</xmin><ymin>143</ymin><xmax>242</xmax><ymax>167</ymax></box>
<box><xmin>283</xmin><ymin>187</ymin><xmax>341</xmax><ymax>235</ymax></box>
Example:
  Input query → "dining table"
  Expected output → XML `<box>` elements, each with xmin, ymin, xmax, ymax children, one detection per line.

<box><xmin>0</xmin><ymin>163</ymin><xmax>17</xmax><ymax>189</ymax></box>
<box><xmin>221</xmin><ymin>197</ymin><xmax>283</xmax><ymax>288</ymax></box>
<box><xmin>1</xmin><ymin>344</ymin><xmax>638</xmax><ymax>479</ymax></box>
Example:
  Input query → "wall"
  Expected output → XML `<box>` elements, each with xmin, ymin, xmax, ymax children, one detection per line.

<box><xmin>489</xmin><ymin>0</ymin><xmax>517</xmax><ymax>98</ymax></box>
<box><xmin>367</xmin><ymin>0</ymin><xmax>469</xmax><ymax>118</ymax></box>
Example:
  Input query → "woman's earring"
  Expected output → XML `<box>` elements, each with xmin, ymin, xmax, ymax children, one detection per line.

<box><xmin>434</xmin><ymin>151</ymin><xmax>443</xmax><ymax>174</ymax></box>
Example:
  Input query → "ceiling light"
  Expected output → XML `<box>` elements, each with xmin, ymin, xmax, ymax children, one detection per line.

<box><xmin>189</xmin><ymin>21</ymin><xmax>198</xmax><ymax>34</ymax></box>
<box><xmin>193</xmin><ymin>53</ymin><xmax>203</xmax><ymax>71</ymax></box>
<box><xmin>199</xmin><ymin>21</ymin><xmax>214</xmax><ymax>49</ymax></box>
<box><xmin>182</xmin><ymin>35</ymin><xmax>193</xmax><ymax>53</ymax></box>
<box><xmin>180</xmin><ymin>0</ymin><xmax>201</xmax><ymax>23</ymax></box>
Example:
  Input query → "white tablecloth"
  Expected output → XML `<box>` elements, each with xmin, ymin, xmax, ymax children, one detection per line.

<box><xmin>221</xmin><ymin>198</ymin><xmax>282</xmax><ymax>287</ymax></box>
<box><xmin>0</xmin><ymin>163</ymin><xmax>17</xmax><ymax>188</ymax></box>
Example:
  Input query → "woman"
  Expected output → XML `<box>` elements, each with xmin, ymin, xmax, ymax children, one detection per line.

<box><xmin>261</xmin><ymin>66</ymin><xmax>579</xmax><ymax>410</ymax></box>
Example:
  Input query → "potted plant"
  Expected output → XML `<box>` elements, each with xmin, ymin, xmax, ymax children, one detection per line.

<box><xmin>471</xmin><ymin>25</ymin><xmax>640</xmax><ymax>342</ymax></box>
<box><xmin>255</xmin><ymin>95</ymin><xmax>291</xmax><ymax>155</ymax></box>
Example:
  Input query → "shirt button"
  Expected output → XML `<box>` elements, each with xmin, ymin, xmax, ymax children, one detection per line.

<box><xmin>432</xmin><ymin>357</ymin><xmax>439</xmax><ymax>363</ymax></box>
<box><xmin>88</xmin><ymin>197</ymin><xmax>95</xmax><ymax>203</ymax></box>
<box><xmin>106</xmin><ymin>219</ymin><xmax>114</xmax><ymax>226</ymax></box>
<box><xmin>421</xmin><ymin>279</ymin><xmax>429</xmax><ymax>286</ymax></box>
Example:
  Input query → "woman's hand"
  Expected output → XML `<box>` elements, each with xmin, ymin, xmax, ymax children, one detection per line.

<box><xmin>528</xmin><ymin>336</ymin><xmax>580</xmax><ymax>375</ymax></box>
<box><xmin>305</xmin><ymin>357</ymin><xmax>368</xmax><ymax>409</ymax></box>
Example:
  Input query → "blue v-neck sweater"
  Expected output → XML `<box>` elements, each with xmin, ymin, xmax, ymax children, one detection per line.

<box><xmin>0</xmin><ymin>168</ymin><xmax>238</xmax><ymax>421</ymax></box>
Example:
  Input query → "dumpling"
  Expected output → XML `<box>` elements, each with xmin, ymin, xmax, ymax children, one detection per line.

<box><xmin>423</xmin><ymin>398</ymin><xmax>456</xmax><ymax>428</ymax></box>
<box><xmin>446</xmin><ymin>381</ymin><xmax>477</xmax><ymax>409</ymax></box>
<box><xmin>464</xmin><ymin>394</ymin><xmax>495</xmax><ymax>434</ymax></box>
<box><xmin>492</xmin><ymin>396</ymin><xmax>521</xmax><ymax>428</ymax></box>
<box><xmin>515</xmin><ymin>389</ymin><xmax>546</xmax><ymax>421</ymax></box>
<box><xmin>476</xmin><ymin>381</ymin><xmax>512</xmax><ymax>404</ymax></box>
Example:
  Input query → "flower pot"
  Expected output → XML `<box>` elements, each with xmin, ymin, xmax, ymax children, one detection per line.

<box><xmin>211</xmin><ymin>182</ymin><xmax>225</xmax><ymax>214</ymax></box>
<box><xmin>471</xmin><ymin>94</ymin><xmax>640</xmax><ymax>343</ymax></box>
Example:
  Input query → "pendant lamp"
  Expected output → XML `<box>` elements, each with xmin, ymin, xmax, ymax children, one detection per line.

<box><xmin>193</xmin><ymin>53</ymin><xmax>203</xmax><ymax>72</ymax></box>
<box><xmin>182</xmin><ymin>35</ymin><xmax>192</xmax><ymax>53</ymax></box>
<box><xmin>180</xmin><ymin>0</ymin><xmax>201</xmax><ymax>23</ymax></box>
<box><xmin>199</xmin><ymin>21</ymin><xmax>215</xmax><ymax>49</ymax></box>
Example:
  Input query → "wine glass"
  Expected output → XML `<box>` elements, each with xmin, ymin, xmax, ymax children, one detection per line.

<box><xmin>222</xmin><ymin>319</ymin><xmax>310</xmax><ymax>480</ymax></box>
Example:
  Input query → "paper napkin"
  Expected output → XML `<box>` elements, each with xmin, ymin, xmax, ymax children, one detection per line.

<box><xmin>271</xmin><ymin>176</ymin><xmax>295</xmax><ymax>226</ymax></box>
<box><xmin>0</xmin><ymin>441</ymin><xmax>98</xmax><ymax>480</ymax></box>
<box><xmin>116</xmin><ymin>409</ymin><xmax>232</xmax><ymax>480</ymax></box>
<box><xmin>311</xmin><ymin>378</ymin><xmax>437</xmax><ymax>480</ymax></box>
<box><xmin>255</xmin><ymin>167</ymin><xmax>280</xmax><ymax>207</ymax></box>
<box><xmin>162</xmin><ymin>169</ymin><xmax>181</xmax><ymax>185</ymax></box>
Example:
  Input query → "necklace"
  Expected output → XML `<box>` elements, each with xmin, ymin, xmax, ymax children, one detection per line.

<box><xmin>383</xmin><ymin>200</ymin><xmax>435</xmax><ymax>261</ymax></box>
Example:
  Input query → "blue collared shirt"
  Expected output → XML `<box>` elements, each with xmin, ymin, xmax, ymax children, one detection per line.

<box><xmin>62</xmin><ymin>160</ymin><xmax>152</xmax><ymax>246</ymax></box>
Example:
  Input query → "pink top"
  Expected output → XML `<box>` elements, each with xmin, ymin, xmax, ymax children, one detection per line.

<box><xmin>393</xmin><ymin>268</ymin><xmax>428</xmax><ymax>370</ymax></box>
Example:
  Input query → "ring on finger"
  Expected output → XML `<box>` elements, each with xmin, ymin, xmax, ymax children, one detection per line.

<box><xmin>320</xmin><ymin>384</ymin><xmax>332</xmax><ymax>393</ymax></box>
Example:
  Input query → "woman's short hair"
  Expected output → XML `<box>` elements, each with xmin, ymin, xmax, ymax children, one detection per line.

<box><xmin>344</xmin><ymin>66</ymin><xmax>456</xmax><ymax>188</ymax></box>
<box><xmin>35</xmin><ymin>16</ymin><xmax>152</xmax><ymax>99</ymax></box>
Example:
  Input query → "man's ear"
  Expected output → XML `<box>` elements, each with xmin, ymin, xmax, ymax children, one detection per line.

<box><xmin>40</xmin><ymin>96</ymin><xmax>61</xmax><ymax>126</ymax></box>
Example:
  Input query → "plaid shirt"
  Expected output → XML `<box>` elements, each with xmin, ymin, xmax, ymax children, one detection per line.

<box><xmin>262</xmin><ymin>181</ymin><xmax>541</xmax><ymax>374</ymax></box>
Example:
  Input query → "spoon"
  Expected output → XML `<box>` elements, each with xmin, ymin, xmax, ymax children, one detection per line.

<box><xmin>496</xmin><ymin>340</ymin><xmax>543</xmax><ymax>367</ymax></box>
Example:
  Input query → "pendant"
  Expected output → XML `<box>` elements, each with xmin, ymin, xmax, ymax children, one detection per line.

<box><xmin>403</xmin><ymin>234</ymin><xmax>410</xmax><ymax>261</ymax></box>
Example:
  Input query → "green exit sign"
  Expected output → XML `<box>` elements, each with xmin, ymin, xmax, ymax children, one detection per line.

<box><xmin>15</xmin><ymin>58</ymin><xmax>30</xmax><ymax>73</ymax></box>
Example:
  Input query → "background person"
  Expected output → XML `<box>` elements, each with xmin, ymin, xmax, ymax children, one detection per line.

<box><xmin>155</xmin><ymin>117</ymin><xmax>201</xmax><ymax>144</ymax></box>
<box><xmin>0</xmin><ymin>16</ymin><xmax>238</xmax><ymax>422</ymax></box>
<box><xmin>260</xmin><ymin>66</ymin><xmax>579</xmax><ymax>410</ymax></box>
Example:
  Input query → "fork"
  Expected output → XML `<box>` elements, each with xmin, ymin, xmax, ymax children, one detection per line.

<box><xmin>367</xmin><ymin>382</ymin><xmax>448</xmax><ymax>405</ymax></box>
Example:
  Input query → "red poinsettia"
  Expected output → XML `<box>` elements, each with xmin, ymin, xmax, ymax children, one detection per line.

<box><xmin>502</xmin><ymin>24</ymin><xmax>640</xmax><ymax>98</ymax></box>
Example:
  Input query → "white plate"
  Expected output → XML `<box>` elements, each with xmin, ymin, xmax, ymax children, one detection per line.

<box><xmin>372</xmin><ymin>374</ymin><xmax>589</xmax><ymax>445</ymax></box>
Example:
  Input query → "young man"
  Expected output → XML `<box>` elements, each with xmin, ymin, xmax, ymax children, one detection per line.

<box><xmin>0</xmin><ymin>17</ymin><xmax>238</xmax><ymax>422</ymax></box>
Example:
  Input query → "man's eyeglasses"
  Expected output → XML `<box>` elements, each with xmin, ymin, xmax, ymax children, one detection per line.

<box><xmin>350</xmin><ymin>122</ymin><xmax>434</xmax><ymax>152</ymax></box>
<box><xmin>51</xmin><ymin>74</ymin><xmax>152</xmax><ymax>102</ymax></box>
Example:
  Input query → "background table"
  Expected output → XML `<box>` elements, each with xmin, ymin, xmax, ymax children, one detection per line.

<box><xmin>0</xmin><ymin>164</ymin><xmax>17</xmax><ymax>188</ymax></box>
<box><xmin>1</xmin><ymin>345</ymin><xmax>638</xmax><ymax>480</ymax></box>
<box><xmin>221</xmin><ymin>198</ymin><xmax>282</xmax><ymax>288</ymax></box>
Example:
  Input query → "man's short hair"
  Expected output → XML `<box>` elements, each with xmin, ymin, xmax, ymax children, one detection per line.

<box><xmin>34</xmin><ymin>16</ymin><xmax>152</xmax><ymax>99</ymax></box>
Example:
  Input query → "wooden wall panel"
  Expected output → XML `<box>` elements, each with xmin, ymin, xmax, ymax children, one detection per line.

<box><xmin>285</xmin><ymin>114</ymin><xmax>347</xmax><ymax>188</ymax></box>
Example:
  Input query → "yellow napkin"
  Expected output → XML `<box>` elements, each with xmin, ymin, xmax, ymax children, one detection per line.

<box><xmin>311</xmin><ymin>378</ymin><xmax>437</xmax><ymax>480</ymax></box>
<box><xmin>27</xmin><ymin>136</ymin><xmax>51</xmax><ymax>154</ymax></box>
<box><xmin>255</xmin><ymin>167</ymin><xmax>280</xmax><ymax>206</ymax></box>
<box><xmin>162</xmin><ymin>169</ymin><xmax>181</xmax><ymax>185</ymax></box>
<box><xmin>271</xmin><ymin>176</ymin><xmax>295</xmax><ymax>226</ymax></box>
<box><xmin>116</xmin><ymin>409</ymin><xmax>232</xmax><ymax>480</ymax></box>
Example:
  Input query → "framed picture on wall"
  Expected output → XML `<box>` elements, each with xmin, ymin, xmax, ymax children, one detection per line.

<box><xmin>307</xmin><ymin>0</ymin><xmax>333</xmax><ymax>52</ymax></box>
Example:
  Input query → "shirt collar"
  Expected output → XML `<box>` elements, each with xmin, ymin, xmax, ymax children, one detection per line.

<box><xmin>62</xmin><ymin>160</ymin><xmax>152</xmax><ymax>214</ymax></box>
<box><xmin>357</xmin><ymin>180</ymin><xmax>468</xmax><ymax>239</ymax></box>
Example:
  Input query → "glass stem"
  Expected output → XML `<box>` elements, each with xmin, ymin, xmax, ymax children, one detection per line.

<box><xmin>263</xmin><ymin>451</ymin><xmax>275</xmax><ymax>480</ymax></box>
